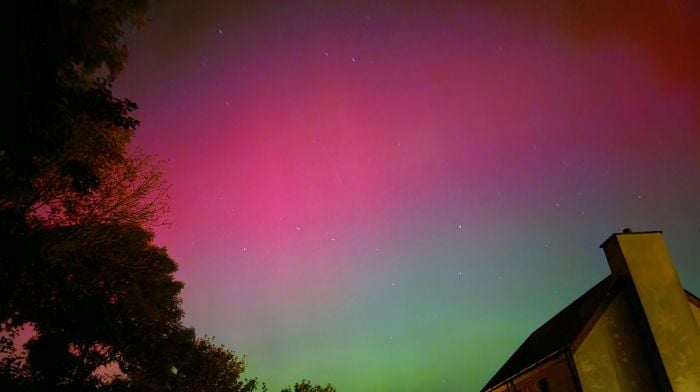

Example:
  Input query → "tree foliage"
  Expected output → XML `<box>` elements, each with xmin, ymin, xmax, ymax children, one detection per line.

<box><xmin>281</xmin><ymin>379</ymin><xmax>336</xmax><ymax>392</ymax></box>
<box><xmin>171</xmin><ymin>335</ymin><xmax>258</xmax><ymax>392</ymax></box>
<box><xmin>1</xmin><ymin>1</ymin><xmax>335</xmax><ymax>391</ymax></box>
<box><xmin>2</xmin><ymin>0</ymin><xmax>148</xmax><ymax>214</ymax></box>
<box><xmin>0</xmin><ymin>223</ymin><xmax>184</xmax><ymax>389</ymax></box>
<box><xmin>0</xmin><ymin>0</ymin><xmax>254</xmax><ymax>390</ymax></box>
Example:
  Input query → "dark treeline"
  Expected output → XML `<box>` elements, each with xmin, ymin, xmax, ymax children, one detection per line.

<box><xmin>0</xmin><ymin>1</ymin><xmax>333</xmax><ymax>391</ymax></box>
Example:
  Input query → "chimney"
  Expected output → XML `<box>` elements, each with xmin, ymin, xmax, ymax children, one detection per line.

<box><xmin>601</xmin><ymin>230</ymin><xmax>700</xmax><ymax>391</ymax></box>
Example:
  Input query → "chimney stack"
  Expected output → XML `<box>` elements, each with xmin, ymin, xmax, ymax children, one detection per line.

<box><xmin>601</xmin><ymin>230</ymin><xmax>700</xmax><ymax>391</ymax></box>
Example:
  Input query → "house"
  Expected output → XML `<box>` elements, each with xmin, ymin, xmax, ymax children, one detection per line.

<box><xmin>482</xmin><ymin>230</ymin><xmax>700</xmax><ymax>392</ymax></box>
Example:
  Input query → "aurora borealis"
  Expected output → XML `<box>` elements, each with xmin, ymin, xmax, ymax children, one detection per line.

<box><xmin>114</xmin><ymin>1</ymin><xmax>700</xmax><ymax>390</ymax></box>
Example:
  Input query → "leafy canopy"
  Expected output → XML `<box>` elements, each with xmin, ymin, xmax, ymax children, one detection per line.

<box><xmin>1</xmin><ymin>1</ymin><xmax>336</xmax><ymax>391</ymax></box>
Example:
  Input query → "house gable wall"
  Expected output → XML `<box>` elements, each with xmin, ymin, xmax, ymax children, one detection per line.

<box><xmin>573</xmin><ymin>294</ymin><xmax>656</xmax><ymax>391</ymax></box>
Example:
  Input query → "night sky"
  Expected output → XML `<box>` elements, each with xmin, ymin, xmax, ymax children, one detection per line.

<box><xmin>114</xmin><ymin>1</ymin><xmax>700</xmax><ymax>390</ymax></box>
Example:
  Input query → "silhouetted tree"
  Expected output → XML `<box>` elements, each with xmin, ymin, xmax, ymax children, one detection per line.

<box><xmin>281</xmin><ymin>379</ymin><xmax>336</xmax><ymax>392</ymax></box>
<box><xmin>2</xmin><ymin>0</ymin><xmax>148</xmax><ymax>216</ymax></box>
<box><xmin>0</xmin><ymin>0</ymin><xmax>248</xmax><ymax>390</ymax></box>
<box><xmin>1</xmin><ymin>224</ymin><xmax>183</xmax><ymax>389</ymax></box>
<box><xmin>171</xmin><ymin>334</ymin><xmax>258</xmax><ymax>392</ymax></box>
<box><xmin>2</xmin><ymin>0</ymin><xmax>155</xmax><ymax>329</ymax></box>
<box><xmin>1</xmin><ymin>1</ymin><xmax>335</xmax><ymax>391</ymax></box>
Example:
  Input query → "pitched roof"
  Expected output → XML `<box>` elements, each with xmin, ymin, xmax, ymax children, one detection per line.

<box><xmin>482</xmin><ymin>275</ymin><xmax>621</xmax><ymax>391</ymax></box>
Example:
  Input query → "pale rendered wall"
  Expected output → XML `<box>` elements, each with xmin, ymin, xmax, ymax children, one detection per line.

<box><xmin>603</xmin><ymin>233</ymin><xmax>700</xmax><ymax>390</ymax></box>
<box><xmin>574</xmin><ymin>294</ymin><xmax>656</xmax><ymax>392</ymax></box>
<box><xmin>690</xmin><ymin>299</ymin><xmax>700</xmax><ymax>326</ymax></box>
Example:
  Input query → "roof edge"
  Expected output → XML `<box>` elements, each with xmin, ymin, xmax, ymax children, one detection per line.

<box><xmin>481</xmin><ymin>275</ymin><xmax>620</xmax><ymax>391</ymax></box>
<box><xmin>481</xmin><ymin>348</ymin><xmax>569</xmax><ymax>392</ymax></box>
<box><xmin>687</xmin><ymin>289</ymin><xmax>700</xmax><ymax>308</ymax></box>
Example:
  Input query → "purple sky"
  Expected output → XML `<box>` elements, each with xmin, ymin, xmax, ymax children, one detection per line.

<box><xmin>115</xmin><ymin>2</ymin><xmax>700</xmax><ymax>390</ymax></box>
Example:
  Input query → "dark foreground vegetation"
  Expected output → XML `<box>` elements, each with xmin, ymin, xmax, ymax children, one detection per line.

<box><xmin>0</xmin><ymin>1</ymin><xmax>333</xmax><ymax>391</ymax></box>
